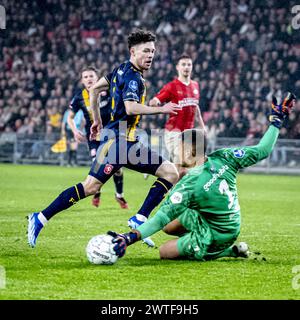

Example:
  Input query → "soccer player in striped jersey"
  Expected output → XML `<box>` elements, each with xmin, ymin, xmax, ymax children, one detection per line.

<box><xmin>67</xmin><ymin>67</ymin><xmax>128</xmax><ymax>209</ymax></box>
<box><xmin>27</xmin><ymin>29</ymin><xmax>181</xmax><ymax>249</ymax></box>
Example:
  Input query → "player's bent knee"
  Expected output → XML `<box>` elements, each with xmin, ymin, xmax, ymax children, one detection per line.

<box><xmin>156</xmin><ymin>161</ymin><xmax>179</xmax><ymax>184</ymax></box>
<box><xmin>159</xmin><ymin>239</ymin><xmax>180</xmax><ymax>259</ymax></box>
<box><xmin>82</xmin><ymin>175</ymin><xmax>103</xmax><ymax>196</ymax></box>
<box><xmin>168</xmin><ymin>168</ymin><xmax>179</xmax><ymax>184</ymax></box>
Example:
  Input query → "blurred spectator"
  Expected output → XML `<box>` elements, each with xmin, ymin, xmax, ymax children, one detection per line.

<box><xmin>46</xmin><ymin>106</ymin><xmax>62</xmax><ymax>135</ymax></box>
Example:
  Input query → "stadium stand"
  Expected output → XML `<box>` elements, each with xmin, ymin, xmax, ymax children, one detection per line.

<box><xmin>0</xmin><ymin>0</ymin><xmax>299</xmax><ymax>168</ymax></box>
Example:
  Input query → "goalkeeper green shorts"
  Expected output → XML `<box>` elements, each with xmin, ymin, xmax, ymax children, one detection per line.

<box><xmin>177</xmin><ymin>209</ymin><xmax>213</xmax><ymax>260</ymax></box>
<box><xmin>177</xmin><ymin>209</ymin><xmax>239</xmax><ymax>260</ymax></box>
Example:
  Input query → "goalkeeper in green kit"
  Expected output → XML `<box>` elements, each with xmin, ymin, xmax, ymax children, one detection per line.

<box><xmin>109</xmin><ymin>92</ymin><xmax>296</xmax><ymax>261</ymax></box>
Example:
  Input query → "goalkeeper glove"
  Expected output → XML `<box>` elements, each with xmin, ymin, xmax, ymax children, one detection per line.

<box><xmin>269</xmin><ymin>92</ymin><xmax>296</xmax><ymax>129</ymax></box>
<box><xmin>107</xmin><ymin>230</ymin><xmax>139</xmax><ymax>258</ymax></box>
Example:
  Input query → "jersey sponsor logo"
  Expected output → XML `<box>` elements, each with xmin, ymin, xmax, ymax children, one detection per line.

<box><xmin>129</xmin><ymin>80</ymin><xmax>138</xmax><ymax>91</ymax></box>
<box><xmin>233</xmin><ymin>149</ymin><xmax>245</xmax><ymax>158</ymax></box>
<box><xmin>193</xmin><ymin>245</ymin><xmax>200</xmax><ymax>252</ymax></box>
<box><xmin>100</xmin><ymin>100</ymin><xmax>109</xmax><ymax>108</ymax></box>
<box><xmin>125</xmin><ymin>92</ymin><xmax>139</xmax><ymax>100</ymax></box>
<box><xmin>178</xmin><ymin>98</ymin><xmax>199</xmax><ymax>107</ymax></box>
<box><xmin>170</xmin><ymin>191</ymin><xmax>183</xmax><ymax>204</ymax></box>
<box><xmin>126</xmin><ymin>92</ymin><xmax>138</xmax><ymax>97</ymax></box>
<box><xmin>104</xmin><ymin>164</ymin><xmax>114</xmax><ymax>175</ymax></box>
<box><xmin>203</xmin><ymin>165</ymin><xmax>229</xmax><ymax>192</ymax></box>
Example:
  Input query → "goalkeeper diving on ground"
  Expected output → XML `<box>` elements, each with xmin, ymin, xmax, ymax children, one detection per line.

<box><xmin>108</xmin><ymin>92</ymin><xmax>296</xmax><ymax>261</ymax></box>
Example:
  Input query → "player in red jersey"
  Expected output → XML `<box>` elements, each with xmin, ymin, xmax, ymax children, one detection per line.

<box><xmin>149</xmin><ymin>54</ymin><xmax>205</xmax><ymax>177</ymax></box>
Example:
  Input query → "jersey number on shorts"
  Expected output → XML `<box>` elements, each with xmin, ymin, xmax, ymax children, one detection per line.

<box><xmin>218</xmin><ymin>180</ymin><xmax>234</xmax><ymax>209</ymax></box>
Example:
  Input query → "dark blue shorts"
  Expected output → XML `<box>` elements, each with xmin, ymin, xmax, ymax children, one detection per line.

<box><xmin>88</xmin><ymin>140</ymin><xmax>100</xmax><ymax>158</ymax></box>
<box><xmin>66</xmin><ymin>128</ymin><xmax>75</xmax><ymax>142</ymax></box>
<box><xmin>88</xmin><ymin>137</ymin><xmax>165</xmax><ymax>183</ymax></box>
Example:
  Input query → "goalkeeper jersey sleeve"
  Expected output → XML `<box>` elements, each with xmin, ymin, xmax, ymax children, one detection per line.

<box><xmin>137</xmin><ymin>172</ymin><xmax>197</xmax><ymax>239</ymax></box>
<box><xmin>213</xmin><ymin>125</ymin><xmax>280</xmax><ymax>170</ymax></box>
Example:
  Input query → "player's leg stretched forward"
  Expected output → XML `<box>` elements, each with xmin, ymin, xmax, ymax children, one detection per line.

<box><xmin>27</xmin><ymin>140</ymin><xmax>178</xmax><ymax>248</ymax></box>
<box><xmin>27</xmin><ymin>174</ymin><xmax>106</xmax><ymax>248</ymax></box>
<box><xmin>153</xmin><ymin>219</ymin><xmax>250</xmax><ymax>260</ymax></box>
<box><xmin>27</xmin><ymin>137</ymin><xmax>124</xmax><ymax>248</ymax></box>
<box><xmin>159</xmin><ymin>238</ymin><xmax>250</xmax><ymax>260</ymax></box>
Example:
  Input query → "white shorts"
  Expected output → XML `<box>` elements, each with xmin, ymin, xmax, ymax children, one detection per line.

<box><xmin>164</xmin><ymin>130</ymin><xmax>181</xmax><ymax>164</ymax></box>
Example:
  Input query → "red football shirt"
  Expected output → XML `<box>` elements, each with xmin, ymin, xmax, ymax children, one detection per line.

<box><xmin>155</xmin><ymin>78</ymin><xmax>200</xmax><ymax>131</ymax></box>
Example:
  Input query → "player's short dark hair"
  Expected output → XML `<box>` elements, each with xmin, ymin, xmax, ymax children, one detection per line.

<box><xmin>180</xmin><ymin>128</ymin><xmax>207</xmax><ymax>157</ymax></box>
<box><xmin>128</xmin><ymin>29</ymin><xmax>156</xmax><ymax>49</ymax></box>
<box><xmin>177</xmin><ymin>53</ymin><xmax>192</xmax><ymax>64</ymax></box>
<box><xmin>81</xmin><ymin>66</ymin><xmax>99</xmax><ymax>78</ymax></box>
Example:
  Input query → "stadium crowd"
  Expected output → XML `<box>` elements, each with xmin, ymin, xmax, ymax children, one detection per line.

<box><xmin>0</xmin><ymin>0</ymin><xmax>300</xmax><ymax>141</ymax></box>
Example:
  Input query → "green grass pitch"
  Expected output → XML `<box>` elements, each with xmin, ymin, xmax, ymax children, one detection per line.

<box><xmin>0</xmin><ymin>163</ymin><xmax>299</xmax><ymax>300</ymax></box>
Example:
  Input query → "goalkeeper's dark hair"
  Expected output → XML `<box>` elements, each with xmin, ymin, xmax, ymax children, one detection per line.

<box><xmin>180</xmin><ymin>129</ymin><xmax>207</xmax><ymax>158</ymax></box>
<box><xmin>128</xmin><ymin>29</ymin><xmax>156</xmax><ymax>49</ymax></box>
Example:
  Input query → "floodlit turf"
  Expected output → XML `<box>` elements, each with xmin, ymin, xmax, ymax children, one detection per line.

<box><xmin>0</xmin><ymin>163</ymin><xmax>299</xmax><ymax>300</ymax></box>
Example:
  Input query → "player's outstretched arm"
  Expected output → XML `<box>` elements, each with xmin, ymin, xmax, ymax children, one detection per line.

<box><xmin>149</xmin><ymin>97</ymin><xmax>161</xmax><ymax>107</ymax></box>
<box><xmin>108</xmin><ymin>178</ymin><xmax>194</xmax><ymax>257</ymax></box>
<box><xmin>124</xmin><ymin>100</ymin><xmax>181</xmax><ymax>116</ymax></box>
<box><xmin>107</xmin><ymin>211</ymin><xmax>168</xmax><ymax>258</ymax></box>
<box><xmin>229</xmin><ymin>92</ymin><xmax>296</xmax><ymax>170</ymax></box>
<box><xmin>256</xmin><ymin>92</ymin><xmax>296</xmax><ymax>159</ymax></box>
<box><xmin>269</xmin><ymin>92</ymin><xmax>296</xmax><ymax>129</ymax></box>
<box><xmin>108</xmin><ymin>205</ymin><xmax>189</xmax><ymax>258</ymax></box>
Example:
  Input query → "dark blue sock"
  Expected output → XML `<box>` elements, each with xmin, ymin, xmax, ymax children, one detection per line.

<box><xmin>42</xmin><ymin>183</ymin><xmax>85</xmax><ymax>220</ymax></box>
<box><xmin>137</xmin><ymin>178</ymin><xmax>173</xmax><ymax>218</ymax></box>
<box><xmin>94</xmin><ymin>192</ymin><xmax>101</xmax><ymax>199</ymax></box>
<box><xmin>113</xmin><ymin>173</ymin><xmax>123</xmax><ymax>195</ymax></box>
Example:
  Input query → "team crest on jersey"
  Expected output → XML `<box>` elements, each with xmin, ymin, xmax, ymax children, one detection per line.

<box><xmin>170</xmin><ymin>192</ymin><xmax>183</xmax><ymax>204</ymax></box>
<box><xmin>129</xmin><ymin>80</ymin><xmax>138</xmax><ymax>91</ymax></box>
<box><xmin>104</xmin><ymin>164</ymin><xmax>114</xmax><ymax>174</ymax></box>
<box><xmin>193</xmin><ymin>89</ymin><xmax>198</xmax><ymax>95</ymax></box>
<box><xmin>210</xmin><ymin>166</ymin><xmax>216</xmax><ymax>173</ymax></box>
<box><xmin>233</xmin><ymin>149</ymin><xmax>245</xmax><ymax>158</ymax></box>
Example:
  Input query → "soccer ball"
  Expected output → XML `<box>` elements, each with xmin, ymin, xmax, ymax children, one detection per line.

<box><xmin>86</xmin><ymin>234</ymin><xmax>118</xmax><ymax>265</ymax></box>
